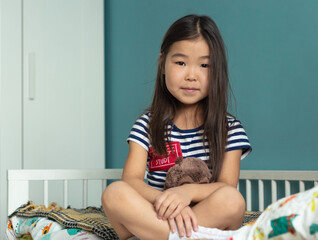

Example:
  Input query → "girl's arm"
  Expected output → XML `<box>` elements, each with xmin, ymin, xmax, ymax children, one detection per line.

<box><xmin>121</xmin><ymin>141</ymin><xmax>162</xmax><ymax>203</ymax></box>
<box><xmin>182</xmin><ymin>148</ymin><xmax>242</xmax><ymax>202</ymax></box>
<box><xmin>217</xmin><ymin>148</ymin><xmax>242</xmax><ymax>187</ymax></box>
<box><xmin>155</xmin><ymin>149</ymin><xmax>242</xmax><ymax>219</ymax></box>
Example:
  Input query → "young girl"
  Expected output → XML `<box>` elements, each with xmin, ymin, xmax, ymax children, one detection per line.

<box><xmin>102</xmin><ymin>14</ymin><xmax>251</xmax><ymax>240</ymax></box>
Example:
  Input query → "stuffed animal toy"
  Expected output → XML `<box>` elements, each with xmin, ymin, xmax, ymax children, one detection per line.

<box><xmin>164</xmin><ymin>157</ymin><xmax>212</xmax><ymax>190</ymax></box>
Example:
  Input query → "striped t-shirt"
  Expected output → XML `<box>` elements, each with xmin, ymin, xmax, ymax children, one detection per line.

<box><xmin>127</xmin><ymin>112</ymin><xmax>251</xmax><ymax>190</ymax></box>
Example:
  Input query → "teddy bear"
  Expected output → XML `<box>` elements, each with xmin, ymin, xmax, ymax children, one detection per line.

<box><xmin>164</xmin><ymin>157</ymin><xmax>212</xmax><ymax>190</ymax></box>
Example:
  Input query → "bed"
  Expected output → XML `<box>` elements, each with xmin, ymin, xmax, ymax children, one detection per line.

<box><xmin>6</xmin><ymin>169</ymin><xmax>318</xmax><ymax>240</ymax></box>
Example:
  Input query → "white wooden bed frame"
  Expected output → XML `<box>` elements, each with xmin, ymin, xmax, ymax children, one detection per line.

<box><xmin>7</xmin><ymin>169</ymin><xmax>318</xmax><ymax>216</ymax></box>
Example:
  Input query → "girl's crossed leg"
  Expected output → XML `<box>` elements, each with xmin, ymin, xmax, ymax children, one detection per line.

<box><xmin>102</xmin><ymin>181</ymin><xmax>245</xmax><ymax>240</ymax></box>
<box><xmin>102</xmin><ymin>181</ymin><xmax>170</xmax><ymax>240</ymax></box>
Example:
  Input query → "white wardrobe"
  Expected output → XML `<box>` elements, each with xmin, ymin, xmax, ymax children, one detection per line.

<box><xmin>0</xmin><ymin>0</ymin><xmax>105</xmax><ymax>237</ymax></box>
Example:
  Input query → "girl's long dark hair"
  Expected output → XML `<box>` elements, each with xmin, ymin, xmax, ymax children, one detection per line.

<box><xmin>149</xmin><ymin>14</ymin><xmax>231</xmax><ymax>182</ymax></box>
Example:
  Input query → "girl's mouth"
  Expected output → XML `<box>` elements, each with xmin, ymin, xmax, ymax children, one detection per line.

<box><xmin>181</xmin><ymin>87</ymin><xmax>198</xmax><ymax>93</ymax></box>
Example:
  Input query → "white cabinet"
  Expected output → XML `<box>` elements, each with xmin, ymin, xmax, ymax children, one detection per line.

<box><xmin>23</xmin><ymin>0</ymin><xmax>105</xmax><ymax>169</ymax></box>
<box><xmin>0</xmin><ymin>0</ymin><xmax>105</xmax><ymax>236</ymax></box>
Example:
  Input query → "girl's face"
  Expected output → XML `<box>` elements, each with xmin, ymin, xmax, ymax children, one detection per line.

<box><xmin>164</xmin><ymin>37</ymin><xmax>210</xmax><ymax>109</ymax></box>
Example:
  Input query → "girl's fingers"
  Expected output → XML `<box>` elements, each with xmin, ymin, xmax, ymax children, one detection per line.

<box><xmin>175</xmin><ymin>215</ymin><xmax>185</xmax><ymax>238</ymax></box>
<box><xmin>156</xmin><ymin>198</ymin><xmax>174</xmax><ymax>219</ymax></box>
<box><xmin>155</xmin><ymin>194</ymin><xmax>177</xmax><ymax>219</ymax></box>
<box><xmin>182</xmin><ymin>207</ymin><xmax>198</xmax><ymax>233</ymax></box>
<box><xmin>168</xmin><ymin>207</ymin><xmax>198</xmax><ymax>238</ymax></box>
<box><xmin>154</xmin><ymin>195</ymin><xmax>164</xmax><ymax>212</ymax></box>
<box><xmin>190</xmin><ymin>210</ymin><xmax>198</xmax><ymax>232</ymax></box>
<box><xmin>168</xmin><ymin>218</ymin><xmax>176</xmax><ymax>233</ymax></box>
<box><xmin>154</xmin><ymin>194</ymin><xmax>168</xmax><ymax>217</ymax></box>
<box><xmin>162</xmin><ymin>201</ymin><xmax>178</xmax><ymax>219</ymax></box>
<box><xmin>155</xmin><ymin>187</ymin><xmax>192</xmax><ymax>219</ymax></box>
<box><xmin>182</xmin><ymin>213</ymin><xmax>192</xmax><ymax>238</ymax></box>
<box><xmin>169</xmin><ymin>203</ymin><xmax>184</xmax><ymax>219</ymax></box>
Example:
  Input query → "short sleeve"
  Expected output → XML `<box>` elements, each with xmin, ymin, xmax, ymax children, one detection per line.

<box><xmin>226</xmin><ymin>117</ymin><xmax>252</xmax><ymax>160</ymax></box>
<box><xmin>127</xmin><ymin>113</ymin><xmax>151</xmax><ymax>152</ymax></box>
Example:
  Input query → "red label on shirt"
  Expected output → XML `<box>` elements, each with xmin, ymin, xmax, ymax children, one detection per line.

<box><xmin>148</xmin><ymin>142</ymin><xmax>183</xmax><ymax>172</ymax></box>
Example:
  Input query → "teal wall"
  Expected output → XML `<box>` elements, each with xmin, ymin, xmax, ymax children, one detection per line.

<box><xmin>105</xmin><ymin>0</ymin><xmax>318</xmax><ymax>171</ymax></box>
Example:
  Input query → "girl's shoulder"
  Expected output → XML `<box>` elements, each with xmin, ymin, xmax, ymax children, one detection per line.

<box><xmin>132</xmin><ymin>111</ymin><xmax>151</xmax><ymax>128</ymax></box>
<box><xmin>227</xmin><ymin>114</ymin><xmax>237</xmax><ymax>123</ymax></box>
<box><xmin>134</xmin><ymin>111</ymin><xmax>150</xmax><ymax>120</ymax></box>
<box><xmin>226</xmin><ymin>115</ymin><xmax>243</xmax><ymax>128</ymax></box>
<box><xmin>140</xmin><ymin>111</ymin><xmax>151</xmax><ymax>121</ymax></box>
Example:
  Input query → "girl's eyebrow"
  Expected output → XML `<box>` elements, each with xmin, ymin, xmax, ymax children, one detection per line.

<box><xmin>171</xmin><ymin>53</ymin><xmax>210</xmax><ymax>59</ymax></box>
<box><xmin>200</xmin><ymin>55</ymin><xmax>210</xmax><ymax>60</ymax></box>
<box><xmin>171</xmin><ymin>53</ymin><xmax>188</xmax><ymax>58</ymax></box>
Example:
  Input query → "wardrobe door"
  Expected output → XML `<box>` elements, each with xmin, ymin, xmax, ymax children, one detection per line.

<box><xmin>23</xmin><ymin>0</ymin><xmax>104</xmax><ymax>206</ymax></box>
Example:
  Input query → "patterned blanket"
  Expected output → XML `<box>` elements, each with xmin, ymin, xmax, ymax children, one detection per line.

<box><xmin>242</xmin><ymin>211</ymin><xmax>262</xmax><ymax>225</ymax></box>
<box><xmin>8</xmin><ymin>201</ymin><xmax>118</xmax><ymax>240</ymax></box>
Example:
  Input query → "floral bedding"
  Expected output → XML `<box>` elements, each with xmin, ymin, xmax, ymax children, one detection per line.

<box><xmin>231</xmin><ymin>185</ymin><xmax>318</xmax><ymax>240</ymax></box>
<box><xmin>6</xmin><ymin>216</ymin><xmax>102</xmax><ymax>240</ymax></box>
<box><xmin>6</xmin><ymin>202</ymin><xmax>118</xmax><ymax>240</ymax></box>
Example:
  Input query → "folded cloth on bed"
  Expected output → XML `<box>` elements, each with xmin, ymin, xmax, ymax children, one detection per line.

<box><xmin>231</xmin><ymin>185</ymin><xmax>318</xmax><ymax>240</ymax></box>
<box><xmin>8</xmin><ymin>201</ymin><xmax>118</xmax><ymax>240</ymax></box>
<box><xmin>168</xmin><ymin>226</ymin><xmax>239</xmax><ymax>240</ymax></box>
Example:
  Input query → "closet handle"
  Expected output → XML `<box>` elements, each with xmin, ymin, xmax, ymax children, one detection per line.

<box><xmin>28</xmin><ymin>52</ymin><xmax>35</xmax><ymax>100</ymax></box>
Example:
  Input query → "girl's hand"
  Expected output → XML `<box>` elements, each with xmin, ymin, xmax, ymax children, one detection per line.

<box><xmin>168</xmin><ymin>206</ymin><xmax>198</xmax><ymax>238</ymax></box>
<box><xmin>154</xmin><ymin>185</ymin><xmax>192</xmax><ymax>220</ymax></box>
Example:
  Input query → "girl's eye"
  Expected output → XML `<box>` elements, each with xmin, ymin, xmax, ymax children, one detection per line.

<box><xmin>176</xmin><ymin>61</ymin><xmax>185</xmax><ymax>66</ymax></box>
<box><xmin>201</xmin><ymin>64</ymin><xmax>209</xmax><ymax>68</ymax></box>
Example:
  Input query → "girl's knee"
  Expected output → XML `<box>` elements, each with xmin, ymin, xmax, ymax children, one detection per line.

<box><xmin>101</xmin><ymin>181</ymin><xmax>130</xmax><ymax>209</ymax></box>
<box><xmin>210</xmin><ymin>185</ymin><xmax>246</xmax><ymax>215</ymax></box>
<box><xmin>219</xmin><ymin>186</ymin><xmax>246</xmax><ymax>217</ymax></box>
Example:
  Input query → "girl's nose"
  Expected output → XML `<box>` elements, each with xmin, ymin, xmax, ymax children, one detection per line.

<box><xmin>186</xmin><ymin>76</ymin><xmax>196</xmax><ymax>81</ymax></box>
<box><xmin>185</xmin><ymin>67</ymin><xmax>197</xmax><ymax>81</ymax></box>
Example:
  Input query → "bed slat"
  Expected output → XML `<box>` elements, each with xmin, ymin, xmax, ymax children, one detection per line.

<box><xmin>299</xmin><ymin>181</ymin><xmax>305</xmax><ymax>192</ymax></box>
<box><xmin>64</xmin><ymin>180</ymin><xmax>68</xmax><ymax>208</ymax></box>
<box><xmin>285</xmin><ymin>180</ymin><xmax>291</xmax><ymax>197</ymax></box>
<box><xmin>258</xmin><ymin>180</ymin><xmax>264</xmax><ymax>211</ymax></box>
<box><xmin>83</xmin><ymin>180</ymin><xmax>88</xmax><ymax>208</ymax></box>
<box><xmin>44</xmin><ymin>180</ymin><xmax>49</xmax><ymax>207</ymax></box>
<box><xmin>246</xmin><ymin>179</ymin><xmax>252</xmax><ymax>211</ymax></box>
<box><xmin>271</xmin><ymin>180</ymin><xmax>277</xmax><ymax>203</ymax></box>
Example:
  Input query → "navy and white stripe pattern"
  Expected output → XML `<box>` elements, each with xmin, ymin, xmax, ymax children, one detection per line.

<box><xmin>127</xmin><ymin>112</ymin><xmax>251</xmax><ymax>190</ymax></box>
